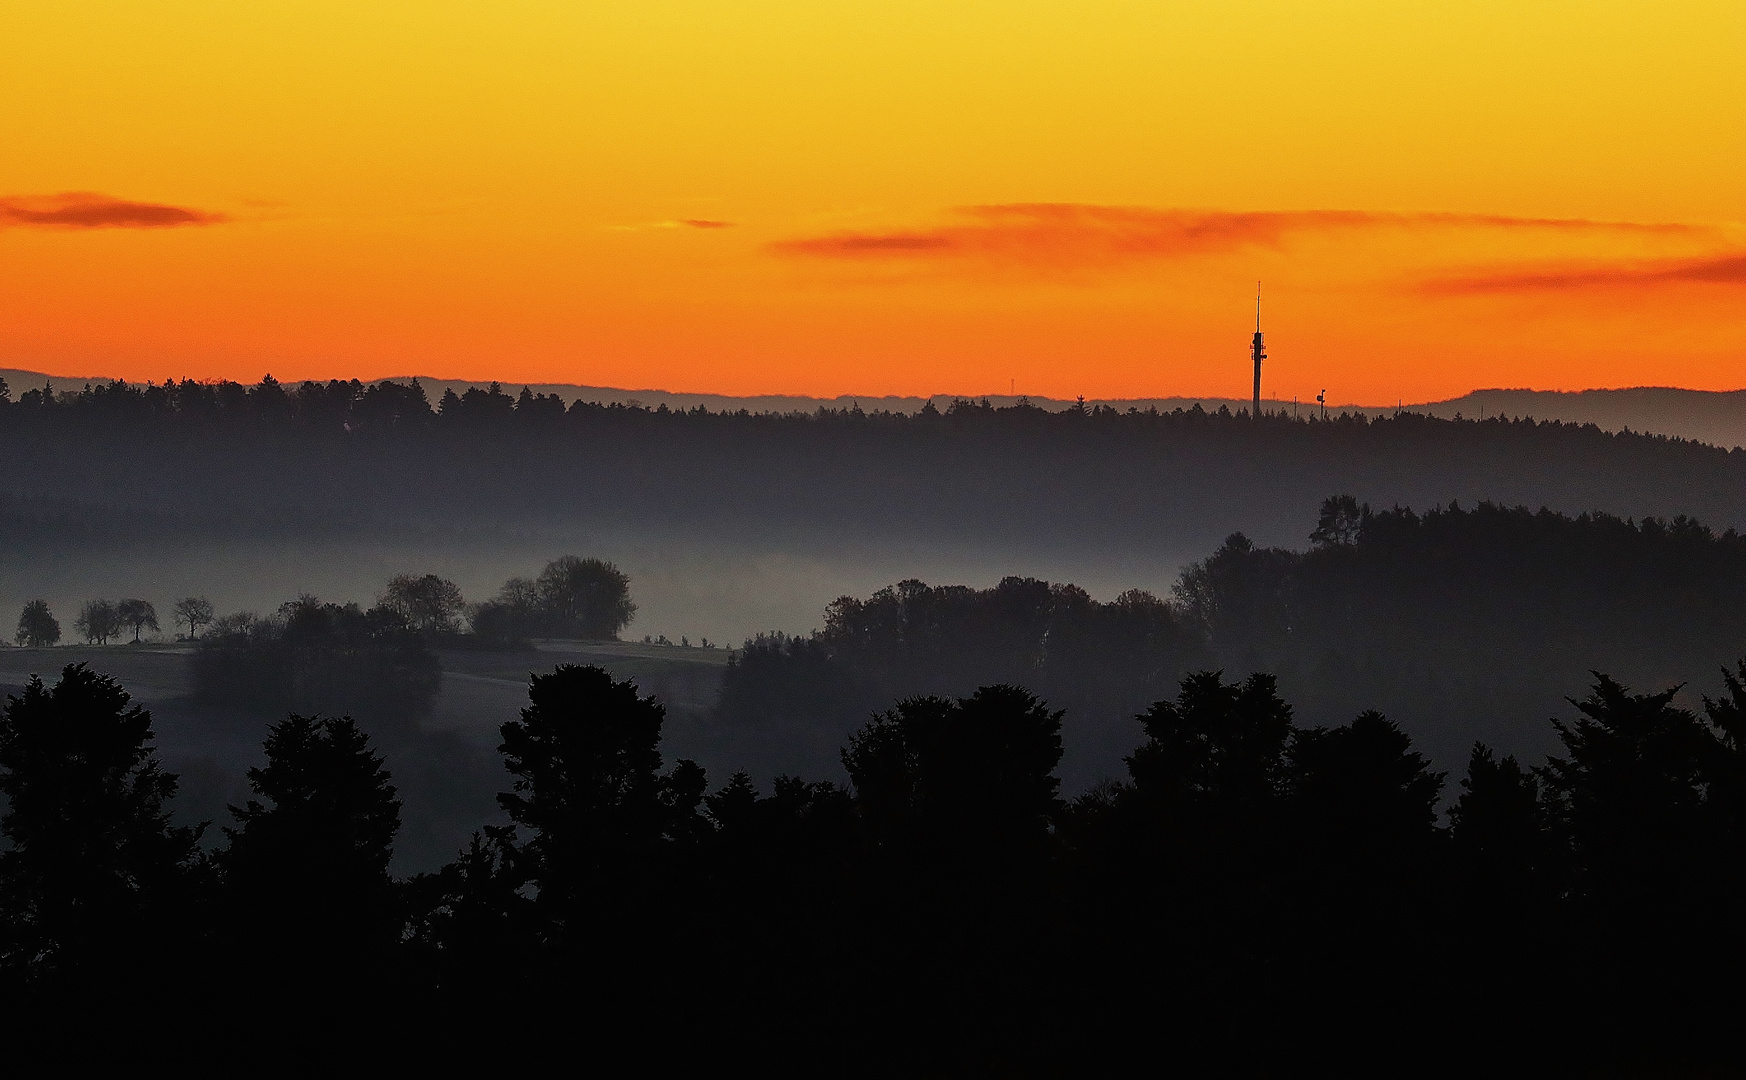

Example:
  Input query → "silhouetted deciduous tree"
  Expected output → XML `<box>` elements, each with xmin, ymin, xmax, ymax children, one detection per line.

<box><xmin>535</xmin><ymin>556</ymin><xmax>636</xmax><ymax>639</ymax></box>
<box><xmin>14</xmin><ymin>600</ymin><xmax>60</xmax><ymax>648</ymax></box>
<box><xmin>381</xmin><ymin>573</ymin><xmax>466</xmax><ymax>634</ymax></box>
<box><xmin>469</xmin><ymin>576</ymin><xmax>540</xmax><ymax>643</ymax></box>
<box><xmin>191</xmin><ymin>594</ymin><xmax>441</xmax><ymax>725</ymax></box>
<box><xmin>172</xmin><ymin>596</ymin><xmax>213</xmax><ymax>640</ymax></box>
<box><xmin>74</xmin><ymin>600</ymin><xmax>120</xmax><ymax>645</ymax></box>
<box><xmin>116</xmin><ymin>598</ymin><xmax>158</xmax><ymax>643</ymax></box>
<box><xmin>1309</xmin><ymin>493</ymin><xmax>1369</xmax><ymax>548</ymax></box>
<box><xmin>0</xmin><ymin>665</ymin><xmax>203</xmax><ymax>975</ymax></box>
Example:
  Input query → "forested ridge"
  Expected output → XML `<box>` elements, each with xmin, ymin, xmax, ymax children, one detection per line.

<box><xmin>4</xmin><ymin>376</ymin><xmax>1746</xmax><ymax>557</ymax></box>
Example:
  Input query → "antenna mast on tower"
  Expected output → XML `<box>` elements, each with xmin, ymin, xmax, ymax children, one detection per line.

<box><xmin>1251</xmin><ymin>282</ymin><xmax>1266</xmax><ymax>418</ymax></box>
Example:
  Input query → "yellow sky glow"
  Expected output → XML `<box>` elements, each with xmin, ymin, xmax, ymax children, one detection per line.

<box><xmin>2</xmin><ymin>1</ymin><xmax>1741</xmax><ymax>401</ymax></box>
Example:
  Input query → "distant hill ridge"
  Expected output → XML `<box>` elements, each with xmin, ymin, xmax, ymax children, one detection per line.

<box><xmin>6</xmin><ymin>365</ymin><xmax>1746</xmax><ymax>448</ymax></box>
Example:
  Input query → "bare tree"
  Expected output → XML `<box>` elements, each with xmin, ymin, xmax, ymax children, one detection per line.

<box><xmin>380</xmin><ymin>573</ymin><xmax>466</xmax><ymax>634</ymax></box>
<box><xmin>173</xmin><ymin>596</ymin><xmax>215</xmax><ymax>640</ymax></box>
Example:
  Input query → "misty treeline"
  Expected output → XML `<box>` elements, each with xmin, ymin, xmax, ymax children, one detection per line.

<box><xmin>724</xmin><ymin>497</ymin><xmax>1746</xmax><ymax>783</ymax></box>
<box><xmin>6</xmin><ymin>375</ymin><xmax>1746</xmax><ymax>562</ymax></box>
<box><xmin>184</xmin><ymin>558</ymin><xmax>631</xmax><ymax>717</ymax></box>
<box><xmin>719</xmin><ymin>579</ymin><xmax>1204</xmax><ymax>780</ymax></box>
<box><xmin>4</xmin><ymin>658</ymin><xmax>1745</xmax><ymax>1066</ymax></box>
<box><xmin>12</xmin><ymin>554</ymin><xmax>631</xmax><ymax>651</ymax></box>
<box><xmin>192</xmin><ymin>555</ymin><xmax>632</xmax><ymax>649</ymax></box>
<box><xmin>191</xmin><ymin>595</ymin><xmax>443</xmax><ymax>725</ymax></box>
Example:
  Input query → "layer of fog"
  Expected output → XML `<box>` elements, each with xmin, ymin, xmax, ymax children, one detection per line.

<box><xmin>0</xmin><ymin>531</ymin><xmax>1211</xmax><ymax>652</ymax></box>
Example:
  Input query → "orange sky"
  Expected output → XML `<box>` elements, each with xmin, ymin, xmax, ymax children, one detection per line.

<box><xmin>2</xmin><ymin>1</ymin><xmax>1740</xmax><ymax>403</ymax></box>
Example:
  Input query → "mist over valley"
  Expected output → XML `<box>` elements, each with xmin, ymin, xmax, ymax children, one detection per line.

<box><xmin>9</xmin><ymin>375</ymin><xmax>1746</xmax><ymax>876</ymax></box>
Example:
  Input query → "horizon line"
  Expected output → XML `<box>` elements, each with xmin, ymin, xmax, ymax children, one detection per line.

<box><xmin>6</xmin><ymin>366</ymin><xmax>1746</xmax><ymax>412</ymax></box>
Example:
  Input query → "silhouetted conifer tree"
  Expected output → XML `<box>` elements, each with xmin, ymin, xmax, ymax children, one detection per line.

<box><xmin>1126</xmin><ymin>669</ymin><xmax>1293</xmax><ymax>817</ymax></box>
<box><xmin>1702</xmin><ymin>661</ymin><xmax>1746</xmax><ymax>902</ymax></box>
<box><xmin>405</xmin><ymin>830</ymin><xmax>534</xmax><ymax>991</ymax></box>
<box><xmin>1449</xmin><ymin>742</ymin><xmax>1552</xmax><ymax>892</ymax></box>
<box><xmin>495</xmin><ymin>665</ymin><xmax>705</xmax><ymax>936</ymax></box>
<box><xmin>1289</xmin><ymin>710</ymin><xmax>1444</xmax><ymax>859</ymax></box>
<box><xmin>220</xmin><ymin>715</ymin><xmax>403</xmax><ymax>969</ymax></box>
<box><xmin>844</xmin><ymin>685</ymin><xmax>1063</xmax><ymax>865</ymax></box>
<box><xmin>0</xmin><ymin>665</ymin><xmax>203</xmax><ymax>977</ymax></box>
<box><xmin>1543</xmin><ymin>674</ymin><xmax>1713</xmax><ymax>913</ymax></box>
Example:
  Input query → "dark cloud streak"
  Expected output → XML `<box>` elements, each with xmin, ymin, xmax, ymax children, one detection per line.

<box><xmin>1427</xmin><ymin>253</ymin><xmax>1746</xmax><ymax>294</ymax></box>
<box><xmin>771</xmin><ymin>204</ymin><xmax>1708</xmax><ymax>265</ymax></box>
<box><xmin>0</xmin><ymin>192</ymin><xmax>226</xmax><ymax>229</ymax></box>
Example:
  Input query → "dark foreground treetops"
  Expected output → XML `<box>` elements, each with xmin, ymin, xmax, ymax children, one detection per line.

<box><xmin>3</xmin><ymin>656</ymin><xmax>1745</xmax><ymax>1068</ymax></box>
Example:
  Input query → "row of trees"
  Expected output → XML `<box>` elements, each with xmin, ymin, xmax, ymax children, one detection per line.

<box><xmin>719</xmin><ymin>578</ymin><xmax>1206</xmax><ymax>781</ymax></box>
<box><xmin>715</xmin><ymin>495</ymin><xmax>1746</xmax><ymax>785</ymax></box>
<box><xmin>359</xmin><ymin>557</ymin><xmax>636</xmax><ymax>641</ymax></box>
<box><xmin>7</xmin><ymin>372</ymin><xmax>1722</xmax><ymax>458</ymax></box>
<box><xmin>5</xmin><ymin>656</ymin><xmax>1746</xmax><ymax>1062</ymax></box>
<box><xmin>10</xmin><ymin>555</ymin><xmax>635</xmax><ymax>653</ymax></box>
<box><xmin>192</xmin><ymin>594</ymin><xmax>444</xmax><ymax>725</ymax></box>
<box><xmin>471</xmin><ymin>556</ymin><xmax>636</xmax><ymax>641</ymax></box>
<box><xmin>13</xmin><ymin>597</ymin><xmax>212</xmax><ymax>647</ymax></box>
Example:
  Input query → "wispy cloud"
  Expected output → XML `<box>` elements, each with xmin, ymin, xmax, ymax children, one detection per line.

<box><xmin>0</xmin><ymin>191</ymin><xmax>226</xmax><ymax>229</ymax></box>
<box><xmin>610</xmin><ymin>218</ymin><xmax>736</xmax><ymax>232</ymax></box>
<box><xmin>772</xmin><ymin>204</ymin><xmax>1705</xmax><ymax>266</ymax></box>
<box><xmin>1426</xmin><ymin>253</ymin><xmax>1746</xmax><ymax>294</ymax></box>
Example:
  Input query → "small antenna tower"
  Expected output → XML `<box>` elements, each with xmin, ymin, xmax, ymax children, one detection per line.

<box><xmin>1251</xmin><ymin>281</ymin><xmax>1266</xmax><ymax>419</ymax></box>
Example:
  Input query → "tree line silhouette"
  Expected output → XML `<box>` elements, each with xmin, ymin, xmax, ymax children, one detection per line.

<box><xmin>717</xmin><ymin>579</ymin><xmax>1207</xmax><ymax>781</ymax></box>
<box><xmin>717</xmin><ymin>497</ymin><xmax>1746</xmax><ymax>785</ymax></box>
<box><xmin>5</xmin><ymin>376</ymin><xmax>1742</xmax><ymax>519</ymax></box>
<box><xmin>4</xmin><ymin>654</ymin><xmax>1743</xmax><ymax>1064</ymax></box>
<box><xmin>12</xmin><ymin>554</ymin><xmax>633</xmax><ymax>653</ymax></box>
<box><xmin>1</xmin><ymin>373</ymin><xmax>1740</xmax><ymax>457</ymax></box>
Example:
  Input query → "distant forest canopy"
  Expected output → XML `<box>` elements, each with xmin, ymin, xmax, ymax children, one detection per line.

<box><xmin>718</xmin><ymin>498</ymin><xmax>1746</xmax><ymax>786</ymax></box>
<box><xmin>4</xmin><ymin>376</ymin><xmax>1746</xmax><ymax>566</ymax></box>
<box><xmin>7</xmin><ymin>367</ymin><xmax>1746</xmax><ymax>447</ymax></box>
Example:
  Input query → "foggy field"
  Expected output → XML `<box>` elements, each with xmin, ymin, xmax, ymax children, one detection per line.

<box><xmin>0</xmin><ymin>530</ymin><xmax>1200</xmax><ymax>656</ymax></box>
